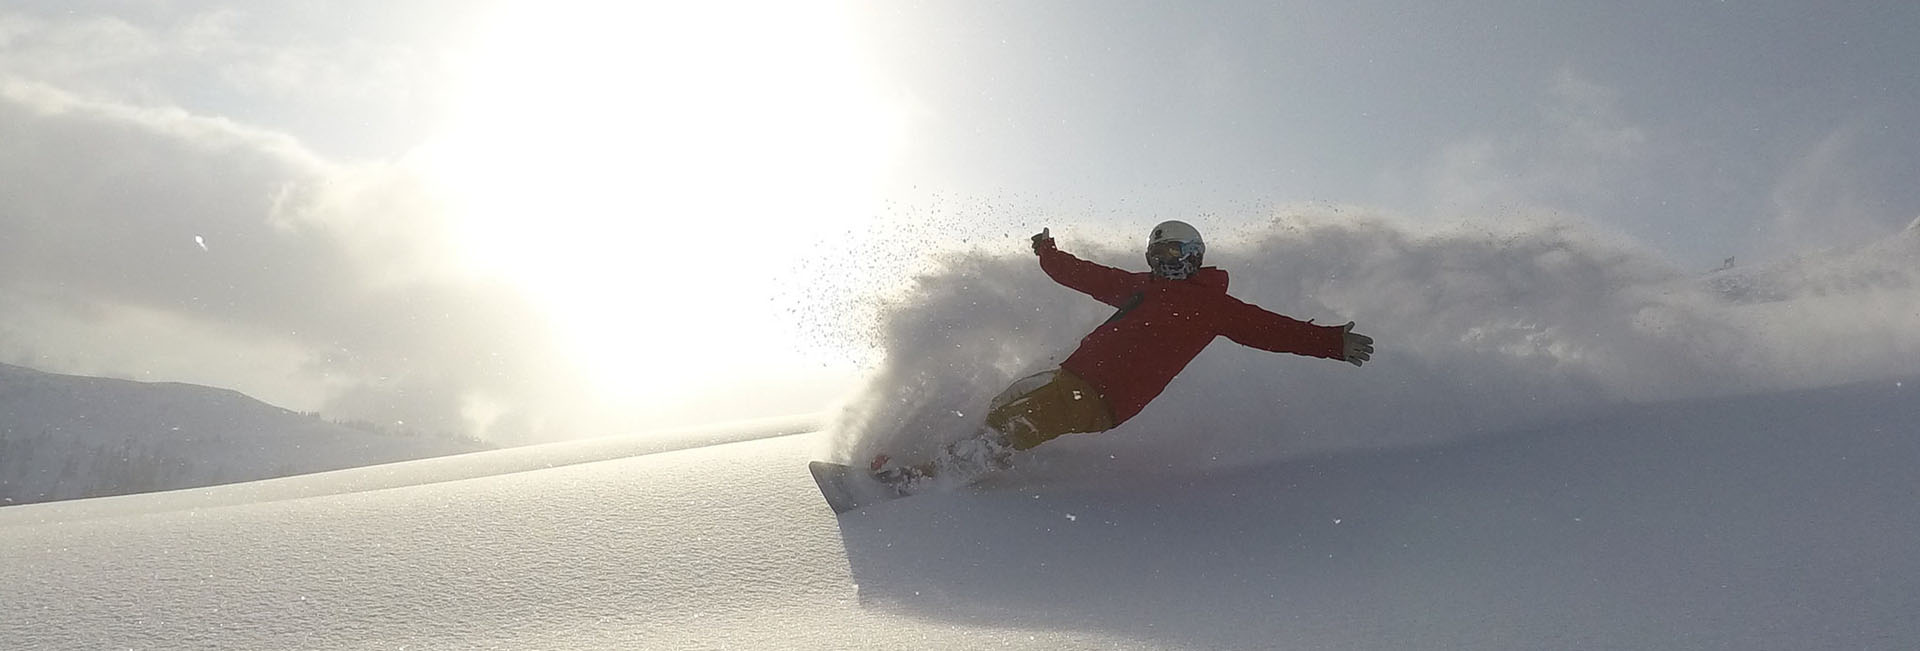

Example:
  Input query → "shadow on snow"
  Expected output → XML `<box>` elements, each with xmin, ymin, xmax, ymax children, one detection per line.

<box><xmin>827</xmin><ymin>378</ymin><xmax>1920</xmax><ymax>650</ymax></box>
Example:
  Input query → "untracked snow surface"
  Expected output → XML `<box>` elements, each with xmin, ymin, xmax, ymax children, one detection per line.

<box><xmin>3</xmin><ymin>377</ymin><xmax>1918</xmax><ymax>650</ymax></box>
<box><xmin>6</xmin><ymin>213</ymin><xmax>1920</xmax><ymax>649</ymax></box>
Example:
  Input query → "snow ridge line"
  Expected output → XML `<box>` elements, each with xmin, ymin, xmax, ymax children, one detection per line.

<box><xmin>0</xmin><ymin>415</ymin><xmax>821</xmax><ymax>526</ymax></box>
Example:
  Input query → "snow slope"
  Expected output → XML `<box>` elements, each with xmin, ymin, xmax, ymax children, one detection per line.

<box><xmin>0</xmin><ymin>362</ymin><xmax>486</xmax><ymax>506</ymax></box>
<box><xmin>3</xmin><ymin>376</ymin><xmax>1917</xmax><ymax>650</ymax></box>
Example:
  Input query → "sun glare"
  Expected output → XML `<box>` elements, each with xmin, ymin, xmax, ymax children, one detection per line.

<box><xmin>427</xmin><ymin>1</ymin><xmax>899</xmax><ymax>406</ymax></box>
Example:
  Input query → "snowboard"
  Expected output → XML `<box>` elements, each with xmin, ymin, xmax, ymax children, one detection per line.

<box><xmin>809</xmin><ymin>461</ymin><xmax>907</xmax><ymax>515</ymax></box>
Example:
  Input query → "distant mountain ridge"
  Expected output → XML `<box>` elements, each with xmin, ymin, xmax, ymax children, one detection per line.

<box><xmin>0</xmin><ymin>362</ymin><xmax>487</xmax><ymax>506</ymax></box>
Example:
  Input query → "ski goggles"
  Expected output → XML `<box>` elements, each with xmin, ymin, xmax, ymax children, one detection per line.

<box><xmin>1146</xmin><ymin>239</ymin><xmax>1202</xmax><ymax>260</ymax></box>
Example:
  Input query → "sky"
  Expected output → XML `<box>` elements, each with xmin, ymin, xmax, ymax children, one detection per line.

<box><xmin>2</xmin><ymin>1</ymin><xmax>1917</xmax><ymax>443</ymax></box>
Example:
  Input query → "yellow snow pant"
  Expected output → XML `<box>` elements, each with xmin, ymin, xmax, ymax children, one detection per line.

<box><xmin>985</xmin><ymin>368</ymin><xmax>1115</xmax><ymax>450</ymax></box>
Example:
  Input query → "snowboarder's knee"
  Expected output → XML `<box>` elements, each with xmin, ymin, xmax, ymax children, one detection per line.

<box><xmin>985</xmin><ymin>369</ymin><xmax>1115</xmax><ymax>450</ymax></box>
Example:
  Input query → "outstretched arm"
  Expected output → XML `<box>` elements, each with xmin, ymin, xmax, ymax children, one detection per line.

<box><xmin>1215</xmin><ymin>296</ymin><xmax>1358</xmax><ymax>363</ymax></box>
<box><xmin>1032</xmin><ymin>228</ymin><xmax>1140</xmax><ymax>308</ymax></box>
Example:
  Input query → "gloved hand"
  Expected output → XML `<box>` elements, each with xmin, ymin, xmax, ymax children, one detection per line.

<box><xmin>1031</xmin><ymin>227</ymin><xmax>1053</xmax><ymax>254</ymax></box>
<box><xmin>1340</xmin><ymin>321</ymin><xmax>1374</xmax><ymax>367</ymax></box>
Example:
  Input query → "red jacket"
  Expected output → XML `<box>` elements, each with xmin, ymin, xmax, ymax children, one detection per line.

<box><xmin>1039</xmin><ymin>241</ymin><xmax>1346</xmax><ymax>425</ymax></box>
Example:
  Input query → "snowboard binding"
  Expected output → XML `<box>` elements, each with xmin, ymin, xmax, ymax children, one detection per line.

<box><xmin>868</xmin><ymin>429</ymin><xmax>1016</xmax><ymax>495</ymax></box>
<box><xmin>815</xmin><ymin>430</ymin><xmax>1018</xmax><ymax>515</ymax></box>
<box><xmin>868</xmin><ymin>454</ymin><xmax>930</xmax><ymax>495</ymax></box>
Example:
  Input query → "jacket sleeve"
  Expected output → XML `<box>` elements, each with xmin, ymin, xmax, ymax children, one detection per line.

<box><xmin>1215</xmin><ymin>296</ymin><xmax>1347</xmax><ymax>360</ymax></box>
<box><xmin>1036</xmin><ymin>241</ymin><xmax>1141</xmax><ymax>308</ymax></box>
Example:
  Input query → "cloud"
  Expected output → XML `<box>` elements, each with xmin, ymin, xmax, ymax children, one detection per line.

<box><xmin>0</xmin><ymin>4</ymin><xmax>899</xmax><ymax>443</ymax></box>
<box><xmin>0</xmin><ymin>13</ymin><xmax>164</xmax><ymax>82</ymax></box>
<box><xmin>1761</xmin><ymin>125</ymin><xmax>1910</xmax><ymax>255</ymax></box>
<box><xmin>0</xmin><ymin>77</ymin><xmax>588</xmax><ymax>443</ymax></box>
<box><xmin>0</xmin><ymin>4</ymin><xmax>477</xmax><ymax>156</ymax></box>
<box><xmin>1412</xmin><ymin>69</ymin><xmax>1649</xmax><ymax>218</ymax></box>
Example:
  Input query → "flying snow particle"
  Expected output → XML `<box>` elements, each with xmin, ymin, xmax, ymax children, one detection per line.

<box><xmin>194</xmin><ymin>235</ymin><xmax>208</xmax><ymax>251</ymax></box>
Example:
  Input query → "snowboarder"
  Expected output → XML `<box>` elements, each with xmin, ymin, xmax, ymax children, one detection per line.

<box><xmin>871</xmin><ymin>220</ymin><xmax>1374</xmax><ymax>493</ymax></box>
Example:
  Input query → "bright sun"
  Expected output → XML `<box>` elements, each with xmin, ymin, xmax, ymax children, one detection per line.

<box><xmin>427</xmin><ymin>1</ymin><xmax>898</xmax><ymax>408</ymax></box>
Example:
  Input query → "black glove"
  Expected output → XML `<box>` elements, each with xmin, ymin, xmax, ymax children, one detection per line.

<box><xmin>1340</xmin><ymin>321</ymin><xmax>1374</xmax><ymax>367</ymax></box>
<box><xmin>1031</xmin><ymin>228</ymin><xmax>1053</xmax><ymax>254</ymax></box>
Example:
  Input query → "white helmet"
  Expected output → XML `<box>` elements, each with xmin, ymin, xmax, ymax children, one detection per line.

<box><xmin>1145</xmin><ymin>220</ymin><xmax>1205</xmax><ymax>279</ymax></box>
